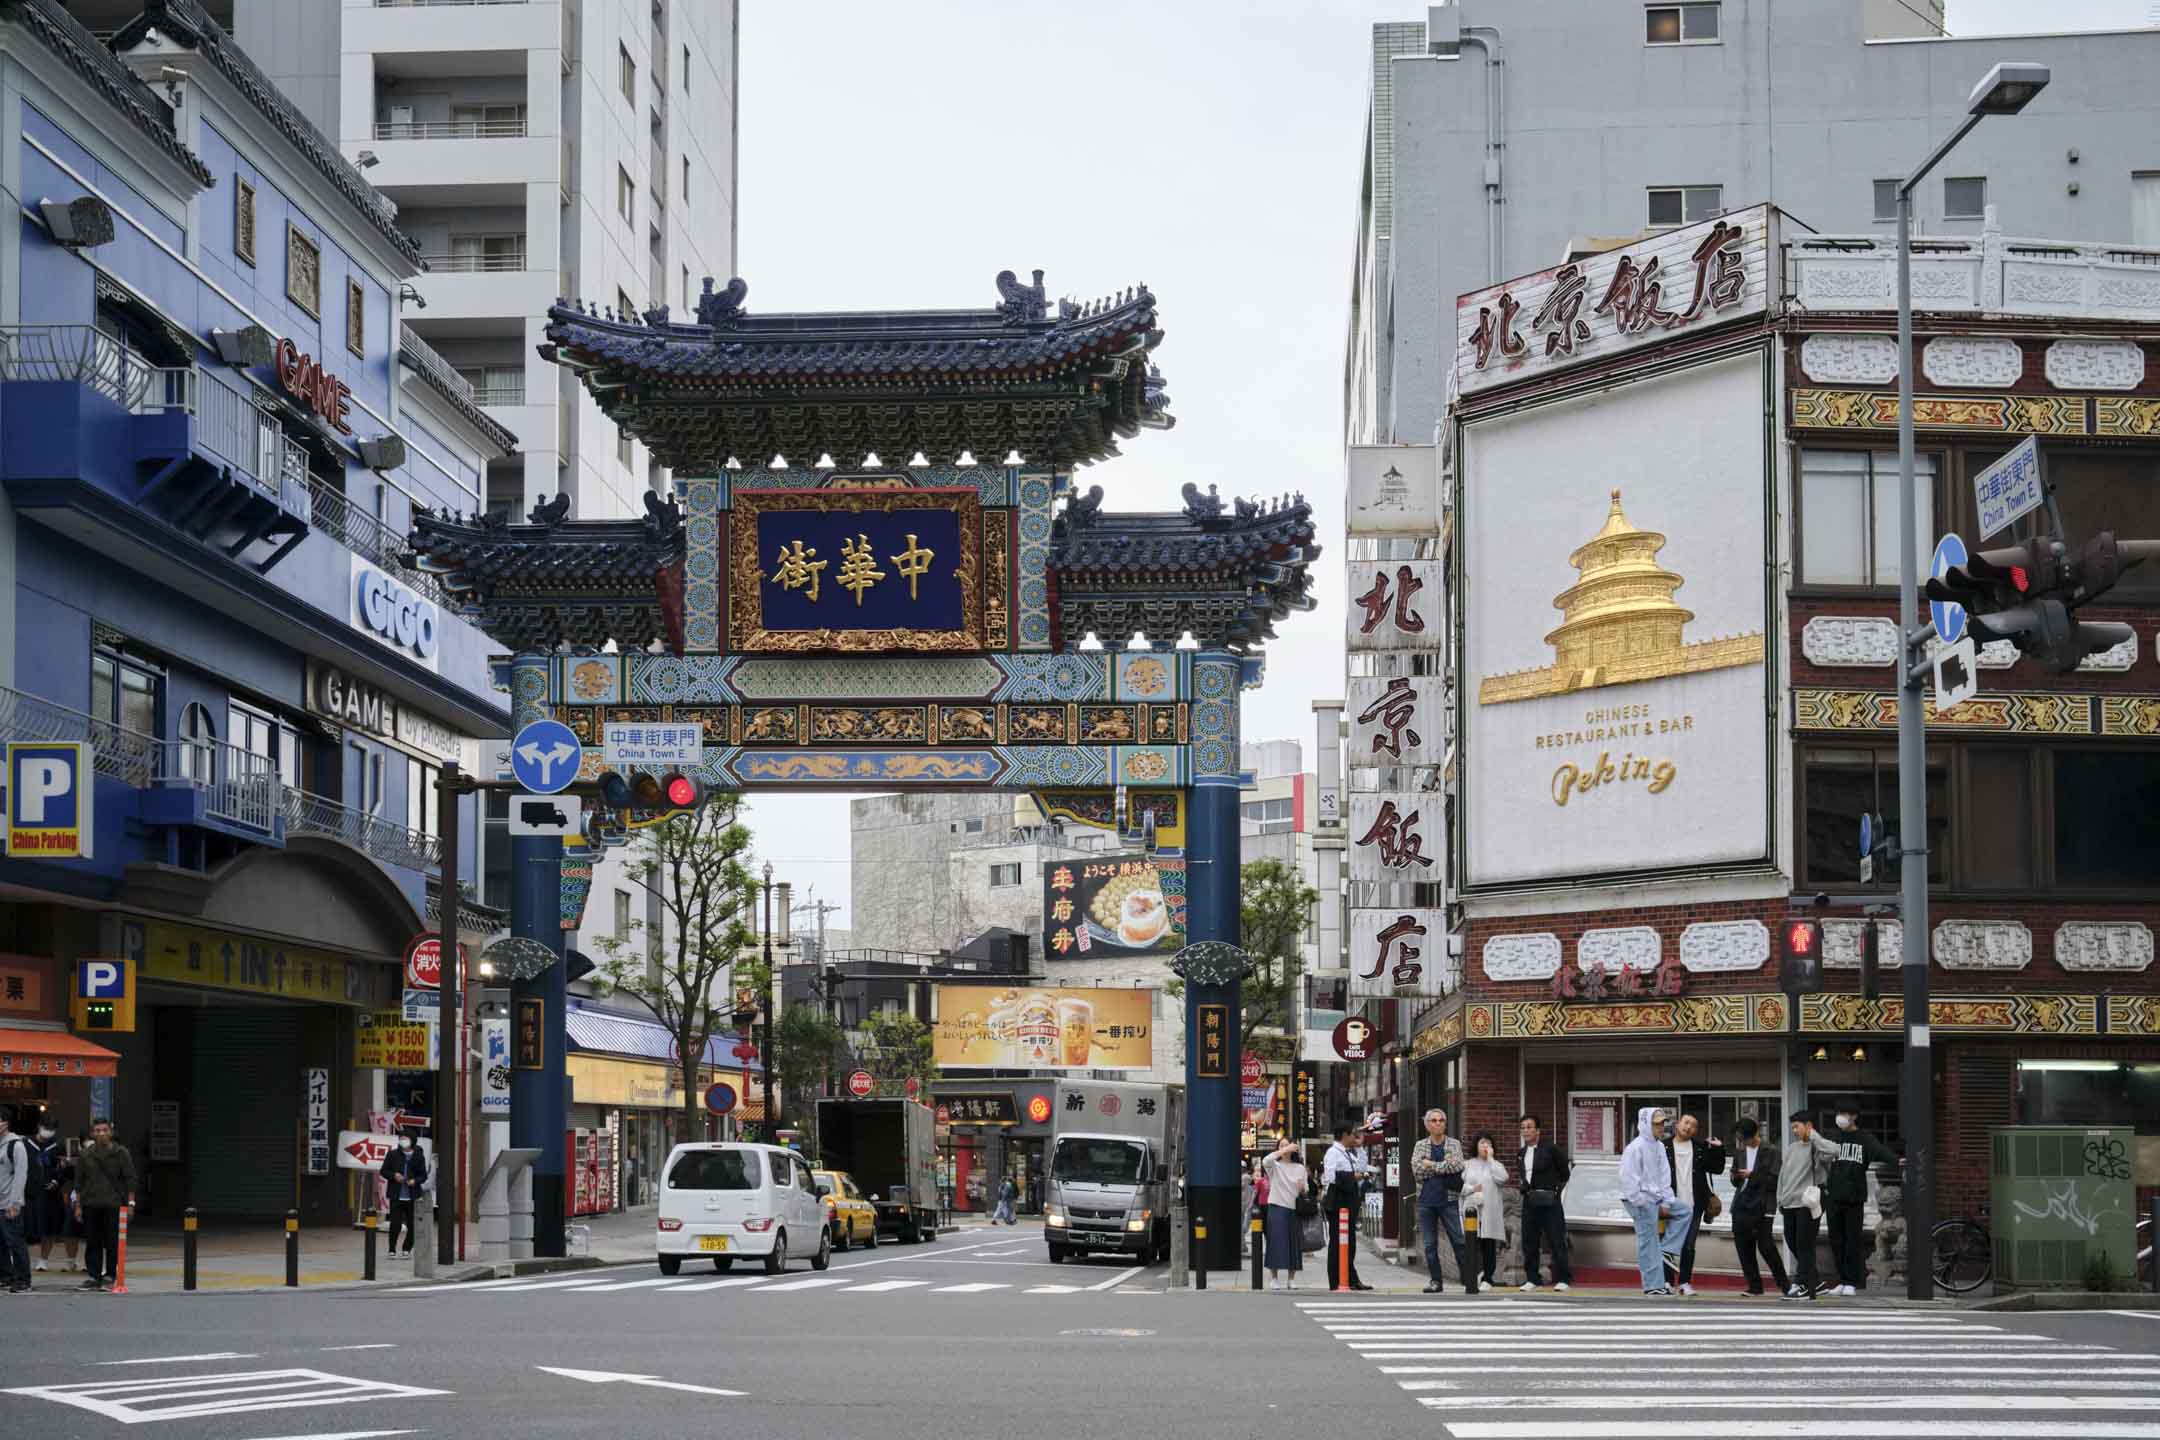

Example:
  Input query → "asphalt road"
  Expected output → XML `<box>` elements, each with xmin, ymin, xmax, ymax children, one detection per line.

<box><xmin>7</xmin><ymin>1239</ymin><xmax>2160</xmax><ymax>1440</ymax></box>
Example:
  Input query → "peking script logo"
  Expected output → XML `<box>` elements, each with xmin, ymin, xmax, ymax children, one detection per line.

<box><xmin>1551</xmin><ymin>749</ymin><xmax>1677</xmax><ymax>808</ymax></box>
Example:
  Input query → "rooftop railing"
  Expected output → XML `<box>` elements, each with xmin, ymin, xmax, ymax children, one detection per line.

<box><xmin>373</xmin><ymin>119</ymin><xmax>527</xmax><ymax>140</ymax></box>
<box><xmin>420</xmin><ymin>248</ymin><xmax>528</xmax><ymax>273</ymax></box>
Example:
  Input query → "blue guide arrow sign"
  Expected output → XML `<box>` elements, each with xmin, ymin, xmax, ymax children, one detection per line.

<box><xmin>510</xmin><ymin>718</ymin><xmax>582</xmax><ymax>795</ymax></box>
<box><xmin>1859</xmin><ymin>811</ymin><xmax>1873</xmax><ymax>859</ymax></box>
<box><xmin>1930</xmin><ymin>533</ymin><xmax>1968</xmax><ymax>647</ymax></box>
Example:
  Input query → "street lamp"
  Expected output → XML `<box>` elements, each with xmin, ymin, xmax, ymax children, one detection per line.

<box><xmin>1891</xmin><ymin>58</ymin><xmax>2048</xmax><ymax>1303</ymax></box>
<box><xmin>761</xmin><ymin>861</ymin><xmax>779</xmax><ymax>1134</ymax></box>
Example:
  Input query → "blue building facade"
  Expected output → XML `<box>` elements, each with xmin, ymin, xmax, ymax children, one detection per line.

<box><xmin>0</xmin><ymin>0</ymin><xmax>514</xmax><ymax>1222</ymax></box>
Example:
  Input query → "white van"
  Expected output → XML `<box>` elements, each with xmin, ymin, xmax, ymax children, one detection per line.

<box><xmin>655</xmin><ymin>1142</ymin><xmax>831</xmax><ymax>1277</ymax></box>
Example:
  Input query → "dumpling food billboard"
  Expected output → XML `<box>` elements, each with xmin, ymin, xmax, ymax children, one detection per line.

<box><xmin>931</xmin><ymin>985</ymin><xmax>1155</xmax><ymax>1071</ymax></box>
<box><xmin>1457</xmin><ymin>349</ymin><xmax>1775</xmax><ymax>887</ymax></box>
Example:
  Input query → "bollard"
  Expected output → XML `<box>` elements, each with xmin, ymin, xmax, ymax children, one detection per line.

<box><xmin>1167</xmin><ymin>1199</ymin><xmax>1189</xmax><ymax>1291</ymax></box>
<box><xmin>2149</xmin><ymin>1195</ymin><xmax>2158</xmax><ymax>1294</ymax></box>
<box><xmin>1335</xmin><ymin>1207</ymin><xmax>1351</xmax><ymax>1293</ymax></box>
<box><xmin>182</xmin><ymin>1208</ymin><xmax>198</xmax><ymax>1292</ymax></box>
<box><xmin>285</xmin><ymin>1210</ymin><xmax>299</xmax><ymax>1288</ymax></box>
<box><xmin>112</xmin><ymin>1205</ymin><xmax>130</xmax><ymax>1295</ymax></box>
<box><xmin>1194</xmin><ymin>1218</ymin><xmax>1207</xmax><ymax>1290</ymax></box>
<box><xmin>1463</xmin><ymin>1208</ymin><xmax>1480</xmax><ymax>1295</ymax></box>
<box><xmin>1251</xmin><ymin>1214</ymin><xmax>1264</xmax><ymax>1291</ymax></box>
<box><xmin>363</xmin><ymin>1210</ymin><xmax>378</xmax><ymax>1282</ymax></box>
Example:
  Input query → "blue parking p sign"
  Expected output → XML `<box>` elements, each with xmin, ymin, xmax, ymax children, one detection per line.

<box><xmin>7</xmin><ymin>742</ymin><xmax>95</xmax><ymax>858</ymax></box>
<box><xmin>78</xmin><ymin>958</ymin><xmax>126</xmax><ymax>1000</ymax></box>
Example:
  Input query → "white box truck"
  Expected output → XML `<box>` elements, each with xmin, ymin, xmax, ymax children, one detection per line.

<box><xmin>1044</xmin><ymin>1080</ymin><xmax>1184</xmax><ymax>1265</ymax></box>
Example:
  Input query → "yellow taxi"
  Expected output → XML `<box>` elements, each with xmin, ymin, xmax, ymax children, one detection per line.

<box><xmin>813</xmin><ymin>1169</ymin><xmax>878</xmax><ymax>1250</ymax></box>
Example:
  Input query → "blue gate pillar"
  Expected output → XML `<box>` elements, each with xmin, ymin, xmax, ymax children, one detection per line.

<box><xmin>507</xmin><ymin>652</ymin><xmax>568</xmax><ymax>1257</ymax></box>
<box><xmin>1181</xmin><ymin>651</ymin><xmax>1245</xmax><ymax>1272</ymax></box>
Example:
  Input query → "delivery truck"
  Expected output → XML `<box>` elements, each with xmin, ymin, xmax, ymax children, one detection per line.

<box><xmin>1044</xmin><ymin>1080</ymin><xmax>1184</xmax><ymax>1265</ymax></box>
<box><xmin>815</xmin><ymin>1097</ymin><xmax>940</xmax><ymax>1244</ymax></box>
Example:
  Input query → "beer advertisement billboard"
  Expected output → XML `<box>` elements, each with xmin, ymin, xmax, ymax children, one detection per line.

<box><xmin>932</xmin><ymin>984</ymin><xmax>1154</xmax><ymax>1072</ymax></box>
<box><xmin>1041</xmin><ymin>857</ymin><xmax>1185</xmax><ymax>958</ymax></box>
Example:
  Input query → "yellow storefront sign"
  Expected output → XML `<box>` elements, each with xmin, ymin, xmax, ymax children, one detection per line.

<box><xmin>569</xmin><ymin>1054</ymin><xmax>697</xmax><ymax>1111</ymax></box>
<box><xmin>127</xmin><ymin>918</ymin><xmax>376</xmax><ymax>1008</ymax></box>
<box><xmin>357</xmin><ymin>1011</ymin><xmax>430</xmax><ymax>1069</ymax></box>
<box><xmin>932</xmin><ymin>984</ymin><xmax>1154</xmax><ymax>1072</ymax></box>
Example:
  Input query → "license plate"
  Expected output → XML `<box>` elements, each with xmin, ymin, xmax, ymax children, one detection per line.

<box><xmin>696</xmin><ymin>1235</ymin><xmax>729</xmax><ymax>1252</ymax></box>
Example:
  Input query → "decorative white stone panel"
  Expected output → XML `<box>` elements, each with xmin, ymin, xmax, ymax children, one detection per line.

<box><xmin>1802</xmin><ymin>616</ymin><xmax>1898</xmax><ymax>667</ymax></box>
<box><xmin>1922</xmin><ymin>337</ymin><xmax>2022</xmax><ymax>388</ymax></box>
<box><xmin>1823</xmin><ymin>918</ymin><xmax>1903</xmax><ymax>970</ymax></box>
<box><xmin>1483</xmin><ymin>933</ymin><xmax>1563</xmax><ymax>983</ymax></box>
<box><xmin>2075</xmin><ymin>632</ymin><xmax>2138</xmax><ymax>672</ymax></box>
<box><xmin>1578</xmin><ymin>926</ymin><xmax>1661</xmax><ymax>973</ymax></box>
<box><xmin>2044</xmin><ymin>339</ymin><xmax>2145</xmax><ymax>391</ymax></box>
<box><xmin>1798</xmin><ymin>262</ymin><xmax>1892</xmax><ymax>307</ymax></box>
<box><xmin>2053</xmin><ymin>922</ymin><xmax>2154</xmax><ymax>974</ymax></box>
<box><xmin>1910</xmin><ymin>264</ymin><xmax>1978</xmax><ymax>306</ymax></box>
<box><xmin>1679</xmin><ymin>919</ymin><xmax>1770</xmax><ymax>974</ymax></box>
<box><xmin>2004</xmin><ymin>264</ymin><xmax>2085</xmax><ymax>308</ymax></box>
<box><xmin>1932</xmin><ymin>919</ymin><xmax>2032</xmax><ymax>971</ymax></box>
<box><xmin>2094</xmin><ymin>273</ymin><xmax>2160</xmax><ymax>314</ymax></box>
<box><xmin>1801</xmin><ymin>334</ymin><xmax>1898</xmax><ymax>385</ymax></box>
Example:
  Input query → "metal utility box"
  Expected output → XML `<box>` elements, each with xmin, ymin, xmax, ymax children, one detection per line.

<box><xmin>1990</xmin><ymin>1125</ymin><xmax>2138</xmax><ymax>1289</ymax></box>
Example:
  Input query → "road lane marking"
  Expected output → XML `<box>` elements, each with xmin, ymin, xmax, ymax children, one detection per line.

<box><xmin>1436</xmin><ymin>1419</ymin><xmax>2160</xmax><ymax>1438</ymax></box>
<box><xmin>1377</xmin><ymin>1365</ymin><xmax>2160</xmax><ymax>1378</ymax></box>
<box><xmin>229</xmin><ymin>1432</ymin><xmax>416</xmax><ymax>1439</ymax></box>
<box><xmin>668</xmin><ymin>1276</ymin><xmax>773</xmax><ymax>1292</ymax></box>
<box><xmin>318</xmin><ymin>1345</ymin><xmax>400</xmax><ymax>1353</ymax></box>
<box><xmin>847</xmin><ymin>1280</ymin><xmax>932</xmax><ymax>1293</ymax></box>
<box><xmin>568</xmin><ymin>1277</ymin><xmax>695</xmax><ymax>1293</ymax></box>
<box><xmin>6</xmin><ymin>1370</ymin><xmax>449</xmax><ymax>1425</ymax></box>
<box><xmin>1026</xmin><ymin>1285</ymin><xmax>1089</xmax><ymax>1294</ymax></box>
<box><xmin>756</xmin><ymin>1277</ymin><xmax>852</xmax><ymax>1292</ymax></box>
<box><xmin>1088</xmin><ymin>1265</ymin><xmax>1147</xmax><ymax>1291</ymax></box>
<box><xmin>930</xmin><ymin>1282</ymin><xmax>1009</xmax><ymax>1293</ymax></box>
<box><xmin>537</xmin><ymin>1366</ymin><xmax>743</xmax><ymax>1397</ymax></box>
<box><xmin>94</xmin><ymin>1353</ymin><xmax>261</xmax><ymax>1366</ymax></box>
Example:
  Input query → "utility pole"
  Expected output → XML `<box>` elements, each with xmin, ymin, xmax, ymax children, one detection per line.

<box><xmin>760</xmin><ymin>863</ymin><xmax>778</xmax><ymax>1135</ymax></box>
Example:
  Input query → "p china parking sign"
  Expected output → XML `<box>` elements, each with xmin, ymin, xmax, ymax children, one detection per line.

<box><xmin>7</xmin><ymin>743</ymin><xmax>95</xmax><ymax>858</ymax></box>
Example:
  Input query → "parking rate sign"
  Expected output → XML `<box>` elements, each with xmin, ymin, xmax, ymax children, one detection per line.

<box><xmin>8</xmin><ymin>742</ymin><xmax>95</xmax><ymax>858</ymax></box>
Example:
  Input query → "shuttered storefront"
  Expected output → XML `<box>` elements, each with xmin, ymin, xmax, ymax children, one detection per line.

<box><xmin>187</xmin><ymin>1009</ymin><xmax>302</xmax><ymax>1218</ymax></box>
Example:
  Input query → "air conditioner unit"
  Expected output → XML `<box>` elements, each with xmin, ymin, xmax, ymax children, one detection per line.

<box><xmin>210</xmin><ymin>324</ymin><xmax>276</xmax><ymax>367</ymax></box>
<box><xmin>40</xmin><ymin>196</ymin><xmax>116</xmax><ymax>248</ymax></box>
<box><xmin>357</xmin><ymin>434</ymin><xmax>408</xmax><ymax>471</ymax></box>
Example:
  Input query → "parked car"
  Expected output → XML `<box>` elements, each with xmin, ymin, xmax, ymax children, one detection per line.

<box><xmin>813</xmin><ymin>1168</ymin><xmax>879</xmax><ymax>1250</ymax></box>
<box><xmin>655</xmin><ymin>1142</ymin><xmax>830</xmax><ymax>1276</ymax></box>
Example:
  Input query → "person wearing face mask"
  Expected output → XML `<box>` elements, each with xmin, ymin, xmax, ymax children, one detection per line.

<box><xmin>1824</xmin><ymin>1107</ymin><xmax>1899</xmax><ymax>1297</ymax></box>
<box><xmin>380</xmin><ymin>1133</ymin><xmax>428</xmax><ymax>1257</ymax></box>
<box><xmin>32</xmin><ymin>1119</ymin><xmax>74</xmax><ymax>1273</ymax></box>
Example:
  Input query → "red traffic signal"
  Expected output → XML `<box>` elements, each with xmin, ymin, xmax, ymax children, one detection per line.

<box><xmin>1780</xmin><ymin>917</ymin><xmax>1823</xmax><ymax>997</ymax></box>
<box><xmin>665</xmin><ymin>773</ymin><xmax>700</xmax><ymax>808</ymax></box>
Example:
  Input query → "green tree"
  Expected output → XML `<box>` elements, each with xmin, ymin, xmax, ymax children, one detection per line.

<box><xmin>859</xmin><ymin>1010</ymin><xmax>938</xmax><ymax>1100</ymax></box>
<box><xmin>589</xmin><ymin>800</ymin><xmax>756</xmax><ymax>1145</ymax></box>
<box><xmin>1162</xmin><ymin>858</ymin><xmax>1318</xmax><ymax>1061</ymax></box>
<box><xmin>772</xmin><ymin>1004</ymin><xmax>844</xmax><ymax>1155</ymax></box>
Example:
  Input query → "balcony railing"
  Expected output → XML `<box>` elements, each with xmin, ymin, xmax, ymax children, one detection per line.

<box><xmin>283</xmin><ymin>789</ymin><xmax>443</xmax><ymax>871</ymax></box>
<box><xmin>159</xmin><ymin>735</ymin><xmax>280</xmax><ymax>834</ymax></box>
<box><xmin>374</xmin><ymin>119</ymin><xmax>527</xmax><ymax>140</ymax></box>
<box><xmin>303</xmin><ymin>475</ymin><xmax>453</xmax><ymax>607</ymax></box>
<box><xmin>0</xmin><ymin>325</ymin><xmax>192</xmax><ymax>415</ymax></box>
<box><xmin>421</xmin><ymin>248</ymin><xmax>528</xmax><ymax>273</ymax></box>
<box><xmin>0</xmin><ymin>685</ymin><xmax>158</xmax><ymax>788</ymax></box>
<box><xmin>470</xmin><ymin>382</ymin><xmax>525</xmax><ymax>406</ymax></box>
<box><xmin>1789</xmin><ymin>224</ymin><xmax>2160</xmax><ymax>319</ymax></box>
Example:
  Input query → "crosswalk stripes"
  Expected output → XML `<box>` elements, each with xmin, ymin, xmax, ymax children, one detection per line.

<box><xmin>1295</xmin><ymin>1299</ymin><xmax>2160</xmax><ymax>1440</ymax></box>
<box><xmin>4</xmin><ymin>1369</ymin><xmax>447</xmax><ymax>1425</ymax></box>
<box><xmin>389</xmin><ymin>1266</ymin><xmax>1120</xmax><ymax>1301</ymax></box>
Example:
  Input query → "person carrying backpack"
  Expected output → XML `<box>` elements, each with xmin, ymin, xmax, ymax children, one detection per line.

<box><xmin>0</xmin><ymin>1110</ymin><xmax>35</xmax><ymax>1292</ymax></box>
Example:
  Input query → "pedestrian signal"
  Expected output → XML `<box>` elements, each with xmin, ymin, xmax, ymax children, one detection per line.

<box><xmin>1779</xmin><ymin>918</ymin><xmax>1823</xmax><ymax>997</ymax></box>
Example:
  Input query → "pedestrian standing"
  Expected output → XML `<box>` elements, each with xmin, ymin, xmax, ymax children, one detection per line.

<box><xmin>31</xmin><ymin>1121</ymin><xmax>74</xmax><ymax>1274</ymax></box>
<box><xmin>1661</xmin><ymin>1113</ymin><xmax>1726</xmax><ymax>1296</ymax></box>
<box><xmin>1516</xmin><ymin>1114</ymin><xmax>1571</xmax><ymax>1292</ymax></box>
<box><xmin>76</xmin><ymin>1118</ymin><xmax>136</xmax><ymax>1292</ymax></box>
<box><xmin>0</xmin><ymin>1111</ymin><xmax>33</xmax><ymax>1292</ymax></box>
<box><xmin>992</xmin><ymin>1174</ymin><xmax>1017</xmax><ymax>1226</ymax></box>
<box><xmin>1618</xmin><ymin>1107</ymin><xmax>1689</xmax><ymax>1295</ymax></box>
<box><xmin>380</xmin><ymin>1134</ymin><xmax>428</xmax><ymax>1256</ymax></box>
<box><xmin>1461</xmin><ymin>1133</ymin><xmax>1507</xmax><ymax>1289</ymax></box>
<box><xmin>1727</xmin><ymin>1117</ymin><xmax>1788</xmax><ymax>1297</ymax></box>
<box><xmin>1260</xmin><ymin>1138</ymin><xmax>1308</xmax><ymax>1291</ymax></box>
<box><xmin>1825</xmin><ymin>1108</ymin><xmax>1898</xmax><ymax>1297</ymax></box>
<box><xmin>1778</xmin><ymin>1113</ymin><xmax>1839</xmax><ymax>1299</ymax></box>
<box><xmin>1323</xmin><ymin>1119</ymin><xmax>1377</xmax><ymax>1292</ymax></box>
<box><xmin>1410</xmin><ymin>1108</ymin><xmax>1466</xmax><ymax>1295</ymax></box>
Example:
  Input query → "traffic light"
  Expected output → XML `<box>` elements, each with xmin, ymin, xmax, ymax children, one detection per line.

<box><xmin>598</xmin><ymin>768</ymin><xmax>707</xmax><ymax>818</ymax></box>
<box><xmin>1779</xmin><ymin>917</ymin><xmax>1823</xmax><ymax>997</ymax></box>
<box><xmin>1860</xmin><ymin>919</ymin><xmax>1880</xmax><ymax>1003</ymax></box>
<box><xmin>1927</xmin><ymin>533</ymin><xmax>2156</xmax><ymax>673</ymax></box>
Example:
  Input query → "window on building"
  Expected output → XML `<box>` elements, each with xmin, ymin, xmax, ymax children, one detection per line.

<box><xmin>483</xmin><ymin>789</ymin><xmax>512</xmax><ymax>910</ymax></box>
<box><xmin>1241</xmin><ymin>796</ymin><xmax>1296</xmax><ymax>833</ymax></box>
<box><xmin>620</xmin><ymin>42</ymin><xmax>636</xmax><ymax>104</ymax></box>
<box><xmin>346</xmin><ymin>278</ymin><xmax>366</xmax><ymax>358</ymax></box>
<box><xmin>1873</xmin><ymin>179</ymin><xmax>1900</xmax><ymax>223</ymax></box>
<box><xmin>1943</xmin><ymin>176</ymin><xmax>1987</xmax><ymax>219</ymax></box>
<box><xmin>1995</xmin><ymin>448</ymin><xmax>2160</xmax><ymax>600</ymax></box>
<box><xmin>227</xmin><ymin>702</ymin><xmax>292</xmax><ymax>791</ymax></box>
<box><xmin>2053</xmin><ymin>749</ymin><xmax>2160</xmax><ymax>889</ymax></box>
<box><xmin>614</xmin><ymin>888</ymin><xmax>633</xmax><ymax>939</ymax></box>
<box><xmin>2017</xmin><ymin>1061</ymin><xmax>2160</xmax><ymax>1136</ymax></box>
<box><xmin>405</xmin><ymin>755</ymin><xmax>441</xmax><ymax>838</ymax></box>
<box><xmin>450</xmin><ymin>234</ymin><xmax>527</xmax><ymax>272</ymax></box>
<box><xmin>989</xmin><ymin>862</ymin><xmax>1022</xmax><ymax>887</ymax></box>
<box><xmin>1645</xmin><ymin>3</ymin><xmax>1720</xmax><ymax>44</ymax></box>
<box><xmin>1800</xmin><ymin>746</ymin><xmax>1949</xmax><ymax>888</ymax></box>
<box><xmin>92</xmin><ymin>649</ymin><xmax>161</xmax><ymax>737</ymax></box>
<box><xmin>1796</xmin><ymin>449</ymin><xmax>1936</xmax><ymax>587</ymax></box>
<box><xmin>286</xmin><ymin>224</ymin><xmax>321</xmax><ymax>318</ymax></box>
<box><xmin>178</xmin><ymin>702</ymin><xmax>216</xmax><ymax>783</ymax></box>
<box><xmin>234</xmin><ymin>177</ymin><xmax>256</xmax><ymax>265</ymax></box>
<box><xmin>963</xmin><ymin>817</ymin><xmax>984</xmax><ymax>834</ymax></box>
<box><xmin>1647</xmin><ymin>185</ymin><xmax>1723</xmax><ymax>228</ymax></box>
<box><xmin>618</xmin><ymin>166</ymin><xmax>635</xmax><ymax>224</ymax></box>
<box><xmin>450</xmin><ymin>103</ymin><xmax>524</xmax><ymax>136</ymax></box>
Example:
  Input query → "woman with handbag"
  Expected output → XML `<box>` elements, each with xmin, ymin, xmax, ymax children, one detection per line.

<box><xmin>1260</xmin><ymin>1138</ymin><xmax>1309</xmax><ymax>1292</ymax></box>
<box><xmin>1460</xmin><ymin>1133</ymin><xmax>1509</xmax><ymax>1288</ymax></box>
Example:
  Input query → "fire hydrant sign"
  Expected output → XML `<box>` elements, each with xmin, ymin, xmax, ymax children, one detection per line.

<box><xmin>357</xmin><ymin>1011</ymin><xmax>430</xmax><ymax>1069</ymax></box>
<box><xmin>404</xmin><ymin>933</ymin><xmax>442</xmax><ymax>990</ymax></box>
<box><xmin>337</xmin><ymin>1131</ymin><xmax>435</xmax><ymax>1173</ymax></box>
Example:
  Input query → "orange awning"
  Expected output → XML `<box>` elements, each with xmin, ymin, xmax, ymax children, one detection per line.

<box><xmin>0</xmin><ymin>1027</ymin><xmax>120</xmax><ymax>1078</ymax></box>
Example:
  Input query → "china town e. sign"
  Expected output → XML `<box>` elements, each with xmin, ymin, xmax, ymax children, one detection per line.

<box><xmin>1455</xmin><ymin>204</ymin><xmax>1772</xmax><ymax>397</ymax></box>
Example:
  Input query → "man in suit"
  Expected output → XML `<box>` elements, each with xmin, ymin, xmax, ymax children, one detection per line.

<box><xmin>1661</xmin><ymin>1112</ymin><xmax>1727</xmax><ymax>1296</ymax></box>
<box><xmin>1728</xmin><ymin>1116</ymin><xmax>1789</xmax><ymax>1296</ymax></box>
<box><xmin>1515</xmin><ymin>1114</ymin><xmax>1572</xmax><ymax>1291</ymax></box>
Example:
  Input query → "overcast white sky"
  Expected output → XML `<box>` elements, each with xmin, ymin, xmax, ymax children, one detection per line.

<box><xmin>730</xmin><ymin>0</ymin><xmax>2151</xmax><ymax>930</ymax></box>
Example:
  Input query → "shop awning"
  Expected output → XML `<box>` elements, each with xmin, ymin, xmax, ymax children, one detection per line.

<box><xmin>564</xmin><ymin>1006</ymin><xmax>763</xmax><ymax>1075</ymax></box>
<box><xmin>0</xmin><ymin>1027</ymin><xmax>120</xmax><ymax>1078</ymax></box>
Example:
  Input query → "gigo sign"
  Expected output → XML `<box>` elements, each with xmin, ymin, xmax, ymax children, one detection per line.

<box><xmin>354</xmin><ymin>560</ymin><xmax>440</xmax><ymax>663</ymax></box>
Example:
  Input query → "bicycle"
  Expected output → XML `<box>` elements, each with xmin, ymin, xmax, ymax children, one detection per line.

<box><xmin>1929</xmin><ymin>1213</ymin><xmax>1992</xmax><ymax>1294</ymax></box>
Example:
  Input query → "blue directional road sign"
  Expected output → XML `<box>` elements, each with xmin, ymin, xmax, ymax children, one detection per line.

<box><xmin>1859</xmin><ymin>812</ymin><xmax>1873</xmax><ymax>859</ymax></box>
<box><xmin>1930</xmin><ymin>533</ymin><xmax>1969</xmax><ymax>646</ymax></box>
<box><xmin>509</xmin><ymin>718</ymin><xmax>582</xmax><ymax>795</ymax></box>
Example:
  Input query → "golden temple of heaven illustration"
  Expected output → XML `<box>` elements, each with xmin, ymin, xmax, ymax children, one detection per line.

<box><xmin>1477</xmin><ymin>489</ymin><xmax>1764</xmax><ymax>705</ymax></box>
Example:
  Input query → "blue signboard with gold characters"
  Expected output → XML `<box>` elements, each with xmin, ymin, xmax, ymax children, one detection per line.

<box><xmin>730</xmin><ymin>488</ymin><xmax>985</xmax><ymax>652</ymax></box>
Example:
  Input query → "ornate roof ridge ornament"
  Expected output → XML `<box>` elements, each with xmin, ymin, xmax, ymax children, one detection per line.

<box><xmin>697</xmin><ymin>275</ymin><xmax>750</xmax><ymax>330</ymax></box>
<box><xmin>995</xmin><ymin>268</ymin><xmax>1048</xmax><ymax>325</ymax></box>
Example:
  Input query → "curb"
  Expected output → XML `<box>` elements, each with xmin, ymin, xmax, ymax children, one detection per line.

<box><xmin>1972</xmin><ymin>1291</ymin><xmax>2160</xmax><ymax>1312</ymax></box>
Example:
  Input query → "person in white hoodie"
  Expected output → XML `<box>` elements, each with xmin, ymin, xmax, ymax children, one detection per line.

<box><xmin>1618</xmin><ymin>1106</ymin><xmax>1691</xmax><ymax>1295</ymax></box>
